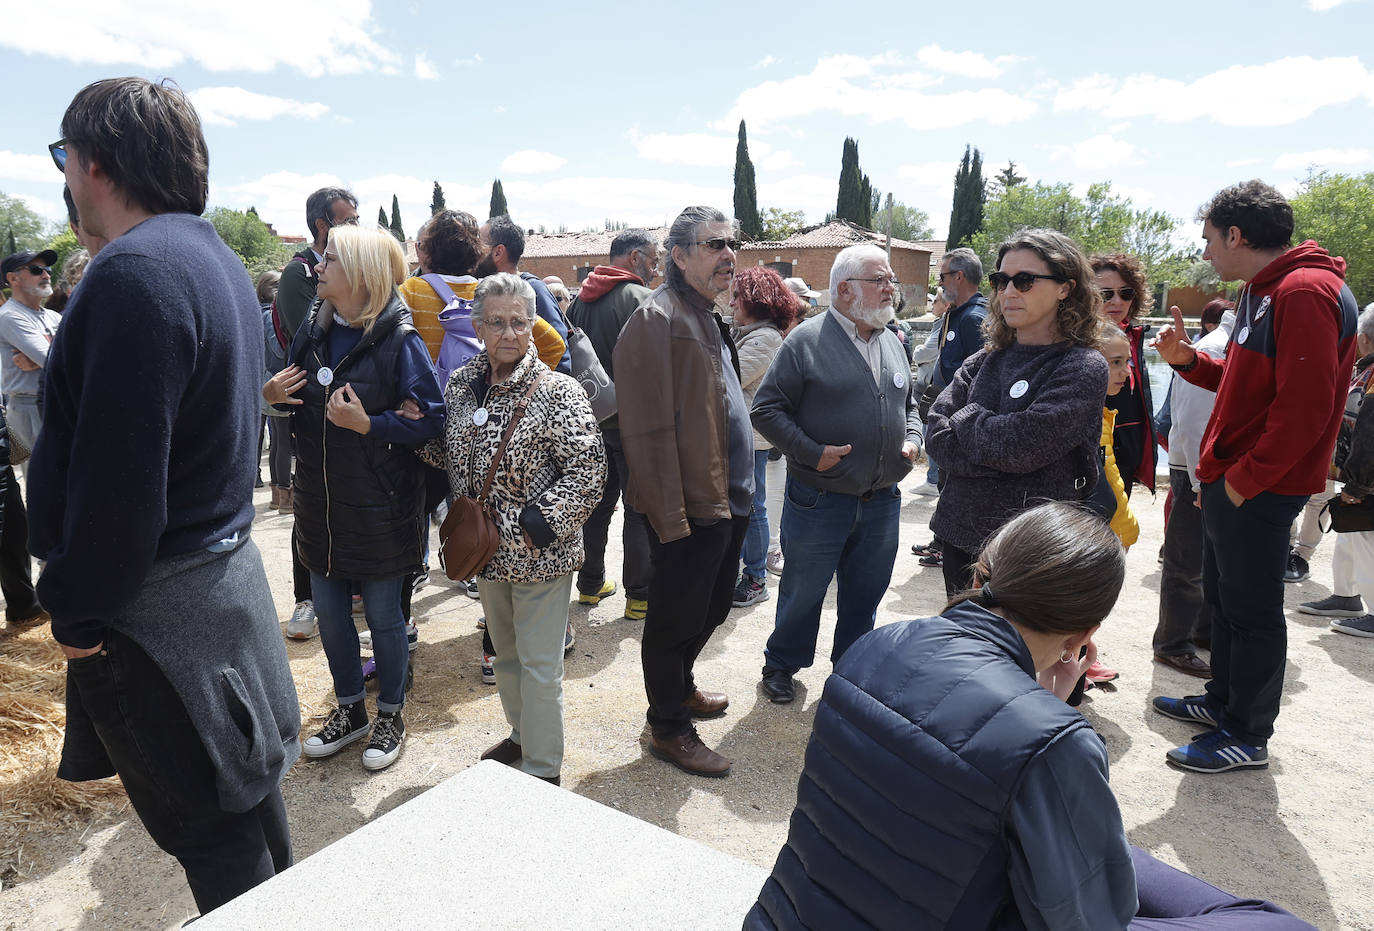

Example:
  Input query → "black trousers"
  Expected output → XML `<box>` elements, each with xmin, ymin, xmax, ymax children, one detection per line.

<box><xmin>64</xmin><ymin>629</ymin><xmax>291</xmax><ymax>914</ymax></box>
<box><xmin>291</xmin><ymin>524</ymin><xmax>312</xmax><ymax>604</ymax></box>
<box><xmin>577</xmin><ymin>430</ymin><xmax>653</xmax><ymax>601</ymax></box>
<box><xmin>642</xmin><ymin>515</ymin><xmax>747</xmax><ymax>738</ymax></box>
<box><xmin>0</xmin><ymin>464</ymin><xmax>39</xmax><ymax>619</ymax></box>
<box><xmin>1155</xmin><ymin>468</ymin><xmax>1210</xmax><ymax>656</ymax></box>
<box><xmin>941</xmin><ymin>541</ymin><xmax>977</xmax><ymax>598</ymax></box>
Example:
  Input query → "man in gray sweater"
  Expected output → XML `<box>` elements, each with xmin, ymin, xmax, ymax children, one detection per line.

<box><xmin>752</xmin><ymin>244</ymin><xmax>922</xmax><ymax>703</ymax></box>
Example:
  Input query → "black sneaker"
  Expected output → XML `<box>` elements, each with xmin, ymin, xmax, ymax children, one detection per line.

<box><xmin>362</xmin><ymin>710</ymin><xmax>405</xmax><ymax>771</ymax></box>
<box><xmin>732</xmin><ymin>576</ymin><xmax>768</xmax><ymax>608</ymax></box>
<box><xmin>464</xmin><ymin>578</ymin><xmax>481</xmax><ymax>599</ymax></box>
<box><xmin>1298</xmin><ymin>594</ymin><xmax>1365</xmax><ymax>617</ymax></box>
<box><xmin>303</xmin><ymin>701</ymin><xmax>370</xmax><ymax>759</ymax></box>
<box><xmin>1283</xmin><ymin>550</ymin><xmax>1309</xmax><ymax>583</ymax></box>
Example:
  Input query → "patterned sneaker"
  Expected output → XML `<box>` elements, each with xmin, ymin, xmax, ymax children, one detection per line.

<box><xmin>412</xmin><ymin>568</ymin><xmax>429</xmax><ymax>594</ymax></box>
<box><xmin>1166</xmin><ymin>728</ymin><xmax>1267</xmax><ymax>773</ymax></box>
<box><xmin>766</xmin><ymin>549</ymin><xmax>784</xmax><ymax>577</ymax></box>
<box><xmin>464</xmin><ymin>578</ymin><xmax>481</xmax><ymax>600</ymax></box>
<box><xmin>1330</xmin><ymin>614</ymin><xmax>1374</xmax><ymax>638</ymax></box>
<box><xmin>917</xmin><ymin>551</ymin><xmax>944</xmax><ymax>568</ymax></box>
<box><xmin>285</xmin><ymin>600</ymin><xmax>317</xmax><ymax>640</ymax></box>
<box><xmin>732</xmin><ymin>576</ymin><xmax>768</xmax><ymax>608</ymax></box>
<box><xmin>302</xmin><ymin>701</ymin><xmax>370</xmax><ymax>759</ymax></box>
<box><xmin>564</xmin><ymin>622</ymin><xmax>576</xmax><ymax>655</ymax></box>
<box><xmin>1152</xmin><ymin>694</ymin><xmax>1221</xmax><ymax>728</ymax></box>
<box><xmin>578</xmin><ymin>580</ymin><xmax>617</xmax><ymax>605</ymax></box>
<box><xmin>1300</xmin><ymin>594</ymin><xmax>1365</xmax><ymax>617</ymax></box>
<box><xmin>480</xmin><ymin>652</ymin><xmax>496</xmax><ymax>685</ymax></box>
<box><xmin>624</xmin><ymin>598</ymin><xmax>648</xmax><ymax>621</ymax></box>
<box><xmin>362</xmin><ymin>710</ymin><xmax>406</xmax><ymax>771</ymax></box>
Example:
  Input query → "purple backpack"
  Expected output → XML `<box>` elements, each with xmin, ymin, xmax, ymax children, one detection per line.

<box><xmin>423</xmin><ymin>274</ymin><xmax>483</xmax><ymax>390</ymax></box>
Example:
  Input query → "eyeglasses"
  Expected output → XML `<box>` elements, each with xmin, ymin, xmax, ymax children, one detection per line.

<box><xmin>989</xmin><ymin>271</ymin><xmax>1066</xmax><ymax>293</ymax></box>
<box><xmin>320</xmin><ymin>252</ymin><xmax>339</xmax><ymax>268</ymax></box>
<box><xmin>25</xmin><ymin>264</ymin><xmax>51</xmax><ymax>276</ymax></box>
<box><xmin>328</xmin><ymin>214</ymin><xmax>360</xmax><ymax>228</ymax></box>
<box><xmin>478</xmin><ymin>317</ymin><xmax>531</xmax><ymax>335</ymax></box>
<box><xmin>694</xmin><ymin>238</ymin><xmax>741</xmax><ymax>252</ymax></box>
<box><xmin>48</xmin><ymin>138</ymin><xmax>66</xmax><ymax>173</ymax></box>
<box><xmin>847</xmin><ymin>276</ymin><xmax>900</xmax><ymax>289</ymax></box>
<box><xmin>1099</xmin><ymin>287</ymin><xmax>1136</xmax><ymax>302</ymax></box>
<box><xmin>937</xmin><ymin>271</ymin><xmax>954</xmax><ymax>282</ymax></box>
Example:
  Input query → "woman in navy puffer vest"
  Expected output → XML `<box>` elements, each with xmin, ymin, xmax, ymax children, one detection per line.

<box><xmin>746</xmin><ymin>501</ymin><xmax>1315</xmax><ymax>931</ymax></box>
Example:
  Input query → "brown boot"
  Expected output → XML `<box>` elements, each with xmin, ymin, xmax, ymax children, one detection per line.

<box><xmin>684</xmin><ymin>688</ymin><xmax>729</xmax><ymax>719</ymax></box>
<box><xmin>278</xmin><ymin>486</ymin><xmax>293</xmax><ymax>514</ymax></box>
<box><xmin>648</xmin><ymin>729</ymin><xmax>731</xmax><ymax>777</ymax></box>
<box><xmin>480</xmin><ymin>738</ymin><xmax>522</xmax><ymax>766</ymax></box>
<box><xmin>268</xmin><ymin>485</ymin><xmax>282</xmax><ymax>509</ymax></box>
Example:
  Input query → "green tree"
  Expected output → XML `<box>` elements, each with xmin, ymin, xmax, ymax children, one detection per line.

<box><xmin>947</xmin><ymin>146</ymin><xmax>986</xmax><ymax>249</ymax></box>
<box><xmin>378</xmin><ymin>206</ymin><xmax>388</xmax><ymax>228</ymax></box>
<box><xmin>1291</xmin><ymin>170</ymin><xmax>1374</xmax><ymax>305</ymax></box>
<box><xmin>489</xmin><ymin>179</ymin><xmax>508</xmax><ymax>219</ymax></box>
<box><xmin>1</xmin><ymin>191</ymin><xmax>49</xmax><ymax>254</ymax></box>
<box><xmin>760</xmin><ymin>207</ymin><xmax>806</xmax><ymax>240</ymax></box>
<box><xmin>206</xmin><ymin>206</ymin><xmax>294</xmax><ymax>277</ymax></box>
<box><xmin>389</xmin><ymin>195</ymin><xmax>405</xmax><ymax>241</ymax></box>
<box><xmin>5</xmin><ymin>229</ymin><xmax>13</xmax><ymax>255</ymax></box>
<box><xmin>836</xmin><ymin>137</ymin><xmax>867</xmax><ymax>226</ymax></box>
<box><xmin>431</xmin><ymin>181</ymin><xmax>446</xmax><ymax>216</ymax></box>
<box><xmin>733</xmin><ymin>120</ymin><xmax>761</xmax><ymax>239</ymax></box>
<box><xmin>43</xmin><ymin>227</ymin><xmax>81</xmax><ymax>279</ymax></box>
<box><xmin>880</xmin><ymin>202</ymin><xmax>934</xmax><ymax>241</ymax></box>
<box><xmin>990</xmin><ymin>160</ymin><xmax>1026</xmax><ymax>196</ymax></box>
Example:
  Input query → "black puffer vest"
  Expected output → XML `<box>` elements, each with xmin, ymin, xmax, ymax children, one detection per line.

<box><xmin>289</xmin><ymin>295</ymin><xmax>426</xmax><ymax>578</ymax></box>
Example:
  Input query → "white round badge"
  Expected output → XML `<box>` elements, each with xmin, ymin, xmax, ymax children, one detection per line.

<box><xmin>945</xmin><ymin>331</ymin><xmax>955</xmax><ymax>342</ymax></box>
<box><xmin>316</xmin><ymin>366</ymin><xmax>334</xmax><ymax>387</ymax></box>
<box><xmin>1238</xmin><ymin>326</ymin><xmax>1250</xmax><ymax>344</ymax></box>
<box><xmin>472</xmin><ymin>407</ymin><xmax>489</xmax><ymax>427</ymax></box>
<box><xmin>1009</xmin><ymin>379</ymin><xmax>1029</xmax><ymax>399</ymax></box>
<box><xmin>894</xmin><ymin>372</ymin><xmax>906</xmax><ymax>390</ymax></box>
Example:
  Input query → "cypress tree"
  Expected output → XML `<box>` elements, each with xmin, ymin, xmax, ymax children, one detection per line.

<box><xmin>489</xmin><ymin>180</ymin><xmax>508</xmax><ymax>219</ymax></box>
<box><xmin>6</xmin><ymin>229</ymin><xmax>15</xmax><ymax>255</ymax></box>
<box><xmin>836</xmin><ymin>137</ymin><xmax>864</xmax><ymax>224</ymax></box>
<box><xmin>947</xmin><ymin>146</ymin><xmax>986</xmax><ymax>249</ymax></box>
<box><xmin>733</xmin><ymin>120</ymin><xmax>761</xmax><ymax>239</ymax></box>
<box><xmin>431</xmin><ymin>182</ymin><xmax>446</xmax><ymax>215</ymax></box>
<box><xmin>389</xmin><ymin>195</ymin><xmax>405</xmax><ymax>241</ymax></box>
<box><xmin>377</xmin><ymin>206</ymin><xmax>388</xmax><ymax>229</ymax></box>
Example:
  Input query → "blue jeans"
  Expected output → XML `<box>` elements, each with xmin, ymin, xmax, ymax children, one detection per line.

<box><xmin>926</xmin><ymin>456</ymin><xmax>939</xmax><ymax>485</ymax></box>
<box><xmin>764</xmin><ymin>478</ymin><xmax>901</xmax><ymax>674</ymax></box>
<box><xmin>310</xmin><ymin>573</ymin><xmax>408</xmax><ymax>712</ymax></box>
<box><xmin>739</xmin><ymin>450</ymin><xmax>771</xmax><ymax>581</ymax></box>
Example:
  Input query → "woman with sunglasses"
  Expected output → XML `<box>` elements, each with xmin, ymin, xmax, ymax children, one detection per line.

<box><xmin>1093</xmin><ymin>253</ymin><xmax>1158</xmax><ymax>496</ymax></box>
<box><xmin>927</xmin><ymin>229</ymin><xmax>1108</xmax><ymax>597</ymax></box>
<box><xmin>263</xmin><ymin>225</ymin><xmax>444</xmax><ymax>772</ymax></box>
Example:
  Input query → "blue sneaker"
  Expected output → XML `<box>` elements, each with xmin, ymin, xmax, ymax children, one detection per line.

<box><xmin>1151</xmin><ymin>694</ymin><xmax>1220</xmax><ymax>728</ymax></box>
<box><xmin>1166</xmin><ymin>729</ymin><xmax>1268</xmax><ymax>773</ymax></box>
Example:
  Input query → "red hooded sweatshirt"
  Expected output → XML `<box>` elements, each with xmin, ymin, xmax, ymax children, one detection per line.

<box><xmin>577</xmin><ymin>265</ymin><xmax>644</xmax><ymax>302</ymax></box>
<box><xmin>1181</xmin><ymin>241</ymin><xmax>1359</xmax><ymax>499</ymax></box>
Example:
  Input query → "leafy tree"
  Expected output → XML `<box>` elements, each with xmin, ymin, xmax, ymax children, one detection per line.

<box><xmin>947</xmin><ymin>146</ymin><xmax>986</xmax><ymax>249</ymax></box>
<box><xmin>879</xmin><ymin>202</ymin><xmax>934</xmax><ymax>241</ymax></box>
<box><xmin>489</xmin><ymin>179</ymin><xmax>508</xmax><ymax>219</ymax></box>
<box><xmin>1</xmin><ymin>191</ymin><xmax>49</xmax><ymax>254</ymax></box>
<box><xmin>389</xmin><ymin>195</ymin><xmax>405</xmax><ymax>241</ymax></box>
<box><xmin>1291</xmin><ymin>169</ymin><xmax>1374</xmax><ymax>306</ymax></box>
<box><xmin>990</xmin><ymin>160</ymin><xmax>1026</xmax><ymax>196</ymax></box>
<box><xmin>207</xmin><ymin>206</ymin><xmax>294</xmax><ymax>277</ymax></box>
<box><xmin>431</xmin><ymin>182</ymin><xmax>446</xmax><ymax>216</ymax></box>
<box><xmin>733</xmin><ymin>120</ymin><xmax>762</xmax><ymax>239</ymax></box>
<box><xmin>43</xmin><ymin>227</ymin><xmax>81</xmax><ymax>279</ymax></box>
<box><xmin>836</xmin><ymin>137</ymin><xmax>866</xmax><ymax>226</ymax></box>
<box><xmin>760</xmin><ymin>207</ymin><xmax>806</xmax><ymax>240</ymax></box>
<box><xmin>247</xmin><ymin>206</ymin><xmax>260</xmax><ymax>218</ymax></box>
<box><xmin>378</xmin><ymin>206</ymin><xmax>388</xmax><ymax>228</ymax></box>
<box><xmin>5</xmin><ymin>229</ymin><xmax>13</xmax><ymax>255</ymax></box>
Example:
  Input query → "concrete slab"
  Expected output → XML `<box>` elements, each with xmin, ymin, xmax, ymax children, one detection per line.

<box><xmin>194</xmin><ymin>760</ymin><xmax>769</xmax><ymax>930</ymax></box>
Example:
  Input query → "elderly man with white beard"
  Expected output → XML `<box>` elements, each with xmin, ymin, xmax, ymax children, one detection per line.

<box><xmin>0</xmin><ymin>248</ymin><xmax>62</xmax><ymax>452</ymax></box>
<box><xmin>751</xmin><ymin>244</ymin><xmax>923</xmax><ymax>704</ymax></box>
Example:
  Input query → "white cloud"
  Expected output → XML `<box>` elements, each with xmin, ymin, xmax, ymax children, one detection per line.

<box><xmin>502</xmin><ymin>176</ymin><xmax>730</xmax><ymax>231</ymax></box>
<box><xmin>414</xmin><ymin>52</ymin><xmax>439</xmax><ymax>81</ymax></box>
<box><xmin>1054</xmin><ymin>56</ymin><xmax>1374</xmax><ymax>127</ymax></box>
<box><xmin>13</xmin><ymin>192</ymin><xmax>66</xmax><ymax>226</ymax></box>
<box><xmin>1048</xmin><ymin>133</ymin><xmax>1138</xmax><ymax>171</ymax></box>
<box><xmin>0</xmin><ymin>1</ymin><xmax>399</xmax><ymax>77</ymax></box>
<box><xmin>915</xmin><ymin>44</ymin><xmax>1018</xmax><ymax>80</ymax></box>
<box><xmin>188</xmin><ymin>87</ymin><xmax>329</xmax><ymax>127</ymax></box>
<box><xmin>1273</xmin><ymin>147</ymin><xmax>1372</xmax><ymax>171</ymax></box>
<box><xmin>718</xmin><ymin>53</ymin><xmax>1037</xmax><ymax>131</ymax></box>
<box><xmin>752</xmin><ymin>55</ymin><xmax>778</xmax><ymax>70</ymax></box>
<box><xmin>455</xmin><ymin>53</ymin><xmax>483</xmax><ymax>67</ymax></box>
<box><xmin>1309</xmin><ymin>0</ymin><xmax>1355</xmax><ymax>9</ymax></box>
<box><xmin>757</xmin><ymin>174</ymin><xmax>836</xmax><ymax>224</ymax></box>
<box><xmin>628</xmin><ymin>128</ymin><xmax>795</xmax><ymax>173</ymax></box>
<box><xmin>501</xmin><ymin>150</ymin><xmax>568</xmax><ymax>174</ymax></box>
<box><xmin>1225</xmin><ymin>158</ymin><xmax>1263</xmax><ymax>168</ymax></box>
<box><xmin>0</xmin><ymin>151</ymin><xmax>59</xmax><ymax>185</ymax></box>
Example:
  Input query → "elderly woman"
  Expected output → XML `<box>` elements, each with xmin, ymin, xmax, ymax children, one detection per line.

<box><xmin>927</xmin><ymin>229</ymin><xmax>1108</xmax><ymax>597</ymax></box>
<box><xmin>420</xmin><ymin>272</ymin><xmax>605</xmax><ymax>785</ymax></box>
<box><xmin>264</xmin><ymin>225</ymin><xmax>444</xmax><ymax>772</ymax></box>
<box><xmin>1092</xmin><ymin>253</ymin><xmax>1157</xmax><ymax>496</ymax></box>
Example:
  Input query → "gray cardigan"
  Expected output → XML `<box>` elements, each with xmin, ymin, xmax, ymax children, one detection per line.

<box><xmin>751</xmin><ymin>312</ymin><xmax>921</xmax><ymax>497</ymax></box>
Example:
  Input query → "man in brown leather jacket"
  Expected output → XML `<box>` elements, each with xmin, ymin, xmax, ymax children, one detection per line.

<box><xmin>614</xmin><ymin>206</ymin><xmax>755</xmax><ymax>777</ymax></box>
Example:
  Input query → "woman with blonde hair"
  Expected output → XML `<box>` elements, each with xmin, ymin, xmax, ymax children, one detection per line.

<box><xmin>263</xmin><ymin>224</ymin><xmax>444</xmax><ymax>772</ymax></box>
<box><xmin>927</xmin><ymin>229</ymin><xmax>1109</xmax><ymax>596</ymax></box>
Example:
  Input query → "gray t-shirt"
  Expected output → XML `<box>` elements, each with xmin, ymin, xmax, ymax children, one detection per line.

<box><xmin>719</xmin><ymin>338</ymin><xmax>756</xmax><ymax>517</ymax></box>
<box><xmin>0</xmin><ymin>297</ymin><xmax>61</xmax><ymax>397</ymax></box>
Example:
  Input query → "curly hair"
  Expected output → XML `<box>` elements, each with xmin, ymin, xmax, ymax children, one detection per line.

<box><xmin>1197</xmin><ymin>180</ymin><xmax>1293</xmax><ymax>250</ymax></box>
<box><xmin>420</xmin><ymin>210</ymin><xmax>484</xmax><ymax>276</ymax></box>
<box><xmin>986</xmin><ymin>229</ymin><xmax>1102</xmax><ymax>352</ymax></box>
<box><xmin>1090</xmin><ymin>252</ymin><xmax>1153</xmax><ymax>325</ymax></box>
<box><xmin>733</xmin><ymin>266</ymin><xmax>800</xmax><ymax>330</ymax></box>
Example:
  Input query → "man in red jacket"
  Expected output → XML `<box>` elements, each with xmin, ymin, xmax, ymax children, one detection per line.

<box><xmin>1153</xmin><ymin>180</ymin><xmax>1358</xmax><ymax>773</ymax></box>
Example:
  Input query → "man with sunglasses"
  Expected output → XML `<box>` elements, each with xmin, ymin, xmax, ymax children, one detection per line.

<box><xmin>277</xmin><ymin>187</ymin><xmax>358</xmax><ymax>342</ymax></box>
<box><xmin>0</xmin><ymin>249</ymin><xmax>62</xmax><ymax>453</ymax></box>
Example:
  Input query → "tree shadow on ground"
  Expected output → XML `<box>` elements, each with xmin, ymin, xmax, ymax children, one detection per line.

<box><xmin>1313</xmin><ymin>630</ymin><xmax>1374</xmax><ymax>686</ymax></box>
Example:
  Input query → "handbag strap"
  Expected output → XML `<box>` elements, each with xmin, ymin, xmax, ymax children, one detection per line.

<box><xmin>477</xmin><ymin>371</ymin><xmax>545</xmax><ymax>502</ymax></box>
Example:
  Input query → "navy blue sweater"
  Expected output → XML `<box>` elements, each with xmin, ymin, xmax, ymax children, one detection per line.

<box><xmin>29</xmin><ymin>214</ymin><xmax>264</xmax><ymax>648</ymax></box>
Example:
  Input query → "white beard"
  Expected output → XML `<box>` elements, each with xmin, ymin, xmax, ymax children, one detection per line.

<box><xmin>853</xmin><ymin>299</ymin><xmax>894</xmax><ymax>329</ymax></box>
<box><xmin>21</xmin><ymin>280</ymin><xmax>52</xmax><ymax>304</ymax></box>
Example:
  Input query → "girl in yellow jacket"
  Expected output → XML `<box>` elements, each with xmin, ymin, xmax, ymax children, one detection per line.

<box><xmin>1098</xmin><ymin>325</ymin><xmax>1140</xmax><ymax>548</ymax></box>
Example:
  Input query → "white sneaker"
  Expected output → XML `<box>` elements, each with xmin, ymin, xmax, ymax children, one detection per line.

<box><xmin>912</xmin><ymin>481</ymin><xmax>940</xmax><ymax>497</ymax></box>
<box><xmin>766</xmin><ymin>549</ymin><xmax>784</xmax><ymax>577</ymax></box>
<box><xmin>286</xmin><ymin>601</ymin><xmax>317</xmax><ymax>640</ymax></box>
<box><xmin>464</xmin><ymin>578</ymin><xmax>480</xmax><ymax>599</ymax></box>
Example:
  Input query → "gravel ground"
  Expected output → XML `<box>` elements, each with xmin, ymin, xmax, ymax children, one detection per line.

<box><xmin>2</xmin><ymin>463</ymin><xmax>1372</xmax><ymax>931</ymax></box>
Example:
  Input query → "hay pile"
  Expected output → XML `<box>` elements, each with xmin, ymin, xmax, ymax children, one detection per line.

<box><xmin>0</xmin><ymin>626</ymin><xmax>124</xmax><ymax>886</ymax></box>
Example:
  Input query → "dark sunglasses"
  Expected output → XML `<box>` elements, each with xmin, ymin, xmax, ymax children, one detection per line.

<box><xmin>989</xmin><ymin>271</ymin><xmax>1066</xmax><ymax>293</ymax></box>
<box><xmin>695</xmin><ymin>237</ymin><xmax>741</xmax><ymax>252</ymax></box>
<box><xmin>25</xmin><ymin>264</ymin><xmax>51</xmax><ymax>276</ymax></box>
<box><xmin>49</xmin><ymin>138</ymin><xmax>66</xmax><ymax>173</ymax></box>
<box><xmin>1099</xmin><ymin>287</ymin><xmax>1136</xmax><ymax>302</ymax></box>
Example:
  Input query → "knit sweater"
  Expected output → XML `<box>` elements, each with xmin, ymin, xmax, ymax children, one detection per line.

<box><xmin>928</xmin><ymin>342</ymin><xmax>1107</xmax><ymax>551</ymax></box>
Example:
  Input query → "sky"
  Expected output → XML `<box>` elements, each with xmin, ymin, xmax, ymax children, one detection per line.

<box><xmin>2</xmin><ymin>0</ymin><xmax>1373</xmax><ymax>249</ymax></box>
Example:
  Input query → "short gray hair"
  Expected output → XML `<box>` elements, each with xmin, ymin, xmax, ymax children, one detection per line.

<box><xmin>944</xmin><ymin>247</ymin><xmax>982</xmax><ymax>287</ymax></box>
<box><xmin>665</xmin><ymin>206</ymin><xmax>731</xmax><ymax>292</ymax></box>
<box><xmin>1359</xmin><ymin>304</ymin><xmax>1374</xmax><ymax>343</ymax></box>
<box><xmin>609</xmin><ymin>228</ymin><xmax>658</xmax><ymax>262</ymax></box>
<box><xmin>472</xmin><ymin>272</ymin><xmax>536</xmax><ymax>327</ymax></box>
<box><xmin>828</xmin><ymin>244</ymin><xmax>889</xmax><ymax>303</ymax></box>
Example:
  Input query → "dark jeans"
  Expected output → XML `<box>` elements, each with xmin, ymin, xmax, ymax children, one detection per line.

<box><xmin>642</xmin><ymin>515</ymin><xmax>747</xmax><ymax>738</ymax></box>
<box><xmin>942</xmin><ymin>541</ymin><xmax>978</xmax><ymax>598</ymax></box>
<box><xmin>577</xmin><ymin>430</ymin><xmax>652</xmax><ymax>600</ymax></box>
<box><xmin>291</xmin><ymin>524</ymin><xmax>312</xmax><ymax>604</ymax></box>
<box><xmin>1199</xmin><ymin>481</ymin><xmax>1307</xmax><ymax>746</ymax></box>
<box><xmin>311</xmin><ymin>572</ymin><xmax>408</xmax><ymax>712</ymax></box>
<box><xmin>1129</xmin><ymin>845</ymin><xmax>1315</xmax><ymax>929</ymax></box>
<box><xmin>764</xmin><ymin>479</ymin><xmax>900</xmax><ymax>674</ymax></box>
<box><xmin>64</xmin><ymin>629</ymin><xmax>291</xmax><ymax>914</ymax></box>
<box><xmin>1155</xmin><ymin>468</ymin><xmax>1210</xmax><ymax>656</ymax></box>
<box><xmin>0</xmin><ymin>464</ymin><xmax>39</xmax><ymax>619</ymax></box>
<box><xmin>265</xmin><ymin>415</ymin><xmax>292</xmax><ymax>487</ymax></box>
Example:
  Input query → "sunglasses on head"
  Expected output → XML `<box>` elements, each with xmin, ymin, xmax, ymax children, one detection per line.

<box><xmin>1099</xmin><ymin>287</ymin><xmax>1136</xmax><ymax>302</ymax></box>
<box><xmin>989</xmin><ymin>271</ymin><xmax>1066</xmax><ymax>293</ymax></box>
<box><xmin>695</xmin><ymin>237</ymin><xmax>741</xmax><ymax>252</ymax></box>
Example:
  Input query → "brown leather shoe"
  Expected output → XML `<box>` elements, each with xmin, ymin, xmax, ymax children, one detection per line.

<box><xmin>480</xmin><ymin>737</ymin><xmax>522</xmax><ymax>766</ymax></box>
<box><xmin>685</xmin><ymin>688</ymin><xmax>729</xmax><ymax>719</ymax></box>
<box><xmin>1153</xmin><ymin>652</ymin><xmax>1212</xmax><ymax>679</ymax></box>
<box><xmin>648</xmin><ymin>730</ymin><xmax>731</xmax><ymax>778</ymax></box>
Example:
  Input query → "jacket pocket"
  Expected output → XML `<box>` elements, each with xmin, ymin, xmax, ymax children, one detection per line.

<box><xmin>221</xmin><ymin>667</ymin><xmax>270</xmax><ymax>773</ymax></box>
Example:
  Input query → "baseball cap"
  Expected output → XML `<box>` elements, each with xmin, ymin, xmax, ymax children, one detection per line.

<box><xmin>1</xmin><ymin>249</ymin><xmax>59</xmax><ymax>278</ymax></box>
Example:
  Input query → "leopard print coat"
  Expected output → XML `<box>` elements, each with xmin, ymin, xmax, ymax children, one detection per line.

<box><xmin>419</xmin><ymin>341</ymin><xmax>606</xmax><ymax>584</ymax></box>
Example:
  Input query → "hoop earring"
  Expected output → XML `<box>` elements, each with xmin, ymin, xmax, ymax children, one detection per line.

<box><xmin>1057</xmin><ymin>299</ymin><xmax>1066</xmax><ymax>311</ymax></box>
<box><xmin>1059</xmin><ymin>650</ymin><xmax>1074</xmax><ymax>664</ymax></box>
